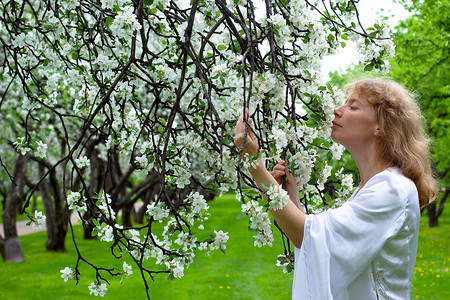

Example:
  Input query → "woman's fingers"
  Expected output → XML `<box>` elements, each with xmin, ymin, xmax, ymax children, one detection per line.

<box><xmin>234</xmin><ymin>109</ymin><xmax>252</xmax><ymax>139</ymax></box>
<box><xmin>273</xmin><ymin>164</ymin><xmax>285</xmax><ymax>171</ymax></box>
<box><xmin>273</xmin><ymin>160</ymin><xmax>286</xmax><ymax>171</ymax></box>
<box><xmin>247</xmin><ymin>117</ymin><xmax>257</xmax><ymax>140</ymax></box>
<box><xmin>234</xmin><ymin>109</ymin><xmax>261</xmax><ymax>158</ymax></box>
<box><xmin>271</xmin><ymin>170</ymin><xmax>285</xmax><ymax>177</ymax></box>
<box><xmin>271</xmin><ymin>170</ymin><xmax>285</xmax><ymax>184</ymax></box>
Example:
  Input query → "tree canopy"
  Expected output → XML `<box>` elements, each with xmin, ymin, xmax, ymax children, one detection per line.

<box><xmin>389</xmin><ymin>0</ymin><xmax>449</xmax><ymax>225</ymax></box>
<box><xmin>0</xmin><ymin>0</ymin><xmax>394</xmax><ymax>298</ymax></box>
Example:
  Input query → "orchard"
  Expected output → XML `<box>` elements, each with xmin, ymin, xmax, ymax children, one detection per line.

<box><xmin>0</xmin><ymin>0</ymin><xmax>394</xmax><ymax>298</ymax></box>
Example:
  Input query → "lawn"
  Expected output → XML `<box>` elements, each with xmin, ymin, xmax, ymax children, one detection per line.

<box><xmin>0</xmin><ymin>193</ymin><xmax>448</xmax><ymax>299</ymax></box>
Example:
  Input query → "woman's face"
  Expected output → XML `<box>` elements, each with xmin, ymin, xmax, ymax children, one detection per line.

<box><xmin>331</xmin><ymin>92</ymin><xmax>379</xmax><ymax>149</ymax></box>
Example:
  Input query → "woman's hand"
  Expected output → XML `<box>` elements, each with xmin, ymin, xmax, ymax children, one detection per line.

<box><xmin>234</xmin><ymin>109</ymin><xmax>260</xmax><ymax>159</ymax></box>
<box><xmin>272</xmin><ymin>160</ymin><xmax>302</xmax><ymax>210</ymax></box>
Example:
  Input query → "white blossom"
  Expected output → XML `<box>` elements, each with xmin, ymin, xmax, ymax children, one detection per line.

<box><xmin>187</xmin><ymin>192</ymin><xmax>209</xmax><ymax>214</ymax></box>
<box><xmin>88</xmin><ymin>282</ymin><xmax>108</xmax><ymax>297</ymax></box>
<box><xmin>146</xmin><ymin>202</ymin><xmax>170</xmax><ymax>222</ymax></box>
<box><xmin>75</xmin><ymin>156</ymin><xmax>90</xmax><ymax>169</ymax></box>
<box><xmin>330</xmin><ymin>143</ymin><xmax>345</xmax><ymax>160</ymax></box>
<box><xmin>97</xmin><ymin>225</ymin><xmax>114</xmax><ymax>242</ymax></box>
<box><xmin>31</xmin><ymin>210</ymin><xmax>46</xmax><ymax>230</ymax></box>
<box><xmin>60</xmin><ymin>267</ymin><xmax>74</xmax><ymax>282</ymax></box>
<box><xmin>213</xmin><ymin>230</ymin><xmax>229</xmax><ymax>251</ymax></box>
<box><xmin>266</xmin><ymin>184</ymin><xmax>290</xmax><ymax>211</ymax></box>
<box><xmin>241</xmin><ymin>200</ymin><xmax>273</xmax><ymax>247</ymax></box>
<box><xmin>98</xmin><ymin>192</ymin><xmax>116</xmax><ymax>219</ymax></box>
<box><xmin>35</xmin><ymin>141</ymin><xmax>48</xmax><ymax>158</ymax></box>
<box><xmin>122</xmin><ymin>261</ymin><xmax>133</xmax><ymax>278</ymax></box>
<box><xmin>13</xmin><ymin>137</ymin><xmax>31</xmax><ymax>155</ymax></box>
<box><xmin>110</xmin><ymin>6</ymin><xmax>142</xmax><ymax>39</ymax></box>
<box><xmin>67</xmin><ymin>191</ymin><xmax>87</xmax><ymax>213</ymax></box>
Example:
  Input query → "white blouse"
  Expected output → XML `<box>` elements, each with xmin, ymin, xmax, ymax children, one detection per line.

<box><xmin>292</xmin><ymin>167</ymin><xmax>420</xmax><ymax>299</ymax></box>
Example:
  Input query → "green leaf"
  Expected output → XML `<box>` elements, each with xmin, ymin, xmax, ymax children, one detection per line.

<box><xmin>217</xmin><ymin>44</ymin><xmax>227</xmax><ymax>51</ymax></box>
<box><xmin>324</xmin><ymin>193</ymin><xmax>332</xmax><ymax>203</ymax></box>
<box><xmin>252</xmin><ymin>152</ymin><xmax>260</xmax><ymax>160</ymax></box>
<box><xmin>105</xmin><ymin>16</ymin><xmax>114</xmax><ymax>25</ymax></box>
<box><xmin>364</xmin><ymin>63</ymin><xmax>374</xmax><ymax>72</ymax></box>
<box><xmin>327</xmin><ymin>34</ymin><xmax>335</xmax><ymax>42</ymax></box>
<box><xmin>261</xmin><ymin>183</ymin><xmax>271</xmax><ymax>190</ymax></box>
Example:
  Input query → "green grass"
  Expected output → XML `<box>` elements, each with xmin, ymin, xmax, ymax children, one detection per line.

<box><xmin>1</xmin><ymin>194</ymin><xmax>292</xmax><ymax>299</ymax></box>
<box><xmin>411</xmin><ymin>206</ymin><xmax>450</xmax><ymax>299</ymax></box>
<box><xmin>1</xmin><ymin>194</ymin><xmax>448</xmax><ymax>299</ymax></box>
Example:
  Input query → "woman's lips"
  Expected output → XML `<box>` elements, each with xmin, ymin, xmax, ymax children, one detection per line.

<box><xmin>331</xmin><ymin>121</ymin><xmax>341</xmax><ymax>128</ymax></box>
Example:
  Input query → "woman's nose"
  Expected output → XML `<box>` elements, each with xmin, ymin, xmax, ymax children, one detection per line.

<box><xmin>333</xmin><ymin>106</ymin><xmax>343</xmax><ymax>117</ymax></box>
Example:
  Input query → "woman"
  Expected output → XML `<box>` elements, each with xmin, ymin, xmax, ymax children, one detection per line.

<box><xmin>234</xmin><ymin>78</ymin><xmax>439</xmax><ymax>299</ymax></box>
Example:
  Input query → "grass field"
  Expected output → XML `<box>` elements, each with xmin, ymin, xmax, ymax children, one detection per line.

<box><xmin>0</xmin><ymin>194</ymin><xmax>448</xmax><ymax>299</ymax></box>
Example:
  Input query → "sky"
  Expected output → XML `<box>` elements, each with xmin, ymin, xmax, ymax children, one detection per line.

<box><xmin>321</xmin><ymin>0</ymin><xmax>412</xmax><ymax>78</ymax></box>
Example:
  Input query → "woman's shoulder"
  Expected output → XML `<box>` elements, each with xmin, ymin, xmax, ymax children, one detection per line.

<box><xmin>369</xmin><ymin>167</ymin><xmax>416</xmax><ymax>194</ymax></box>
<box><xmin>355</xmin><ymin>167</ymin><xmax>418</xmax><ymax>209</ymax></box>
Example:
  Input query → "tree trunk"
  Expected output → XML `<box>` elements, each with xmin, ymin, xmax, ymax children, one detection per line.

<box><xmin>426</xmin><ymin>202</ymin><xmax>439</xmax><ymax>227</ymax></box>
<box><xmin>39</xmin><ymin>164</ymin><xmax>68</xmax><ymax>252</ymax></box>
<box><xmin>427</xmin><ymin>187</ymin><xmax>448</xmax><ymax>228</ymax></box>
<box><xmin>121</xmin><ymin>203</ymin><xmax>133</xmax><ymax>228</ymax></box>
<box><xmin>1</xmin><ymin>154</ymin><xmax>28</xmax><ymax>262</ymax></box>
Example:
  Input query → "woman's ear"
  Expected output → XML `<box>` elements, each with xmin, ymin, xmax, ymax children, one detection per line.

<box><xmin>374</xmin><ymin>126</ymin><xmax>381</xmax><ymax>136</ymax></box>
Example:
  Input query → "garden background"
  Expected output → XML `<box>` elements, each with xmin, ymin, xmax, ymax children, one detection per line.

<box><xmin>1</xmin><ymin>0</ymin><xmax>449</xmax><ymax>299</ymax></box>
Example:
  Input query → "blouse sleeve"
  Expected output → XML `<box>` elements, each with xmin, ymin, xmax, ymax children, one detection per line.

<box><xmin>292</xmin><ymin>171</ymin><xmax>408</xmax><ymax>299</ymax></box>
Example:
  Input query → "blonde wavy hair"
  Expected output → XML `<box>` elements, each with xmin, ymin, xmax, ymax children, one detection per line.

<box><xmin>344</xmin><ymin>78</ymin><xmax>439</xmax><ymax>208</ymax></box>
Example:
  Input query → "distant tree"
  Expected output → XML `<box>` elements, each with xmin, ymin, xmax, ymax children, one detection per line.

<box><xmin>389</xmin><ymin>0</ymin><xmax>449</xmax><ymax>227</ymax></box>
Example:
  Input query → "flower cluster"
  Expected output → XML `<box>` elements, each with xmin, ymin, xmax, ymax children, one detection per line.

<box><xmin>276</xmin><ymin>252</ymin><xmax>295</xmax><ymax>274</ymax></box>
<box><xmin>13</xmin><ymin>137</ymin><xmax>30</xmax><ymax>155</ymax></box>
<box><xmin>35</xmin><ymin>141</ymin><xmax>48</xmax><ymax>159</ymax></box>
<box><xmin>88</xmin><ymin>282</ymin><xmax>108</xmax><ymax>297</ymax></box>
<box><xmin>241</xmin><ymin>200</ymin><xmax>274</xmax><ymax>247</ymax></box>
<box><xmin>67</xmin><ymin>191</ymin><xmax>87</xmax><ymax>213</ymax></box>
<box><xmin>75</xmin><ymin>156</ymin><xmax>90</xmax><ymax>169</ymax></box>
<box><xmin>146</xmin><ymin>202</ymin><xmax>170</xmax><ymax>223</ymax></box>
<box><xmin>96</xmin><ymin>224</ymin><xmax>114</xmax><ymax>242</ymax></box>
<box><xmin>110</xmin><ymin>6</ymin><xmax>142</xmax><ymax>39</ymax></box>
<box><xmin>98</xmin><ymin>192</ymin><xmax>116</xmax><ymax>220</ymax></box>
<box><xmin>266</xmin><ymin>184</ymin><xmax>290</xmax><ymax>211</ymax></box>
<box><xmin>330</xmin><ymin>143</ymin><xmax>345</xmax><ymax>161</ymax></box>
<box><xmin>213</xmin><ymin>230</ymin><xmax>230</xmax><ymax>252</ymax></box>
<box><xmin>31</xmin><ymin>210</ymin><xmax>46</xmax><ymax>230</ymax></box>
<box><xmin>356</xmin><ymin>26</ymin><xmax>396</xmax><ymax>74</ymax></box>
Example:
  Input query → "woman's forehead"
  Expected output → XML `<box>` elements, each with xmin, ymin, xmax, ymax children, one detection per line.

<box><xmin>346</xmin><ymin>93</ymin><xmax>364</xmax><ymax>103</ymax></box>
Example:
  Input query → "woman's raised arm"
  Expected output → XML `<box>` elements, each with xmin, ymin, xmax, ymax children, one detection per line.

<box><xmin>234</xmin><ymin>110</ymin><xmax>306</xmax><ymax>248</ymax></box>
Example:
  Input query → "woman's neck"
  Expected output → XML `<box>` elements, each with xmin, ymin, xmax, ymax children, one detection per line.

<box><xmin>349</xmin><ymin>144</ymin><xmax>391</xmax><ymax>189</ymax></box>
